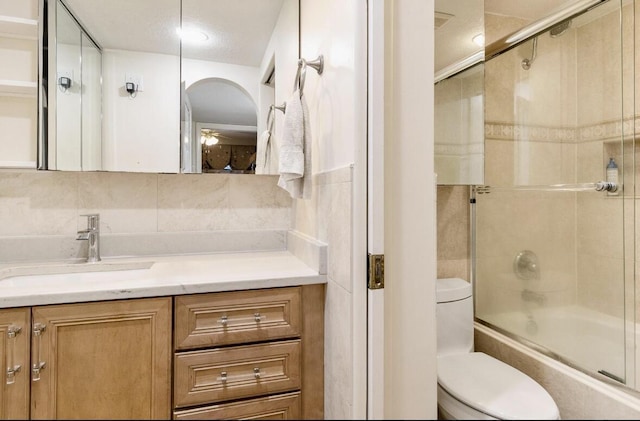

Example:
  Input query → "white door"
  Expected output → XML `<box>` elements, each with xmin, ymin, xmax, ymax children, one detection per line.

<box><xmin>366</xmin><ymin>0</ymin><xmax>438</xmax><ymax>419</ymax></box>
<box><xmin>366</xmin><ymin>0</ymin><xmax>385</xmax><ymax>418</ymax></box>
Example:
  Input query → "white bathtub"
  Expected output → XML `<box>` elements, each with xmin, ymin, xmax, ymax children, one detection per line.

<box><xmin>478</xmin><ymin>305</ymin><xmax>631</xmax><ymax>386</ymax></box>
<box><xmin>474</xmin><ymin>319</ymin><xmax>640</xmax><ymax>419</ymax></box>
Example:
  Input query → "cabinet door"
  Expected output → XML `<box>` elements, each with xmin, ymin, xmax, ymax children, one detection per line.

<box><xmin>0</xmin><ymin>308</ymin><xmax>30</xmax><ymax>419</ymax></box>
<box><xmin>30</xmin><ymin>297</ymin><xmax>172</xmax><ymax>420</ymax></box>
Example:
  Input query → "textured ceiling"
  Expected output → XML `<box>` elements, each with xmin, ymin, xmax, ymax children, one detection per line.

<box><xmin>63</xmin><ymin>0</ymin><xmax>284</xmax><ymax>66</ymax></box>
<box><xmin>61</xmin><ymin>0</ymin><xmax>287</xmax><ymax>129</ymax></box>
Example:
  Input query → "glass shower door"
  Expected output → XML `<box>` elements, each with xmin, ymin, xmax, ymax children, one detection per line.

<box><xmin>475</xmin><ymin>0</ymin><xmax>631</xmax><ymax>385</ymax></box>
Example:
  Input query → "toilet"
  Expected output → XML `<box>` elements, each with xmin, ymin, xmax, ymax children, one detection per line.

<box><xmin>436</xmin><ymin>277</ymin><xmax>560</xmax><ymax>420</ymax></box>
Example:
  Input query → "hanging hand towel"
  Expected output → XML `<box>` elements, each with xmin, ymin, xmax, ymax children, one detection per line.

<box><xmin>255</xmin><ymin>129</ymin><xmax>271</xmax><ymax>174</ymax></box>
<box><xmin>278</xmin><ymin>90</ymin><xmax>312</xmax><ymax>199</ymax></box>
<box><xmin>278</xmin><ymin>90</ymin><xmax>304</xmax><ymax>183</ymax></box>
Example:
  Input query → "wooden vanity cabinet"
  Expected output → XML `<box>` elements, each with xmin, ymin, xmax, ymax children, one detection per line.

<box><xmin>0</xmin><ymin>283</ymin><xmax>323</xmax><ymax>420</ymax></box>
<box><xmin>173</xmin><ymin>285</ymin><xmax>324</xmax><ymax>420</ymax></box>
<box><xmin>0</xmin><ymin>297</ymin><xmax>172</xmax><ymax>420</ymax></box>
<box><xmin>0</xmin><ymin>308</ymin><xmax>31</xmax><ymax>419</ymax></box>
<box><xmin>29</xmin><ymin>297</ymin><xmax>172</xmax><ymax>420</ymax></box>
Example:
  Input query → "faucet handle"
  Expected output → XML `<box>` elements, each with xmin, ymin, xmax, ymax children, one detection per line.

<box><xmin>80</xmin><ymin>213</ymin><xmax>100</xmax><ymax>230</ymax></box>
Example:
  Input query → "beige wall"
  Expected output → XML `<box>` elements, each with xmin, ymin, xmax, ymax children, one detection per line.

<box><xmin>436</xmin><ymin>185</ymin><xmax>470</xmax><ymax>281</ymax></box>
<box><xmin>0</xmin><ymin>171</ymin><xmax>293</xmax><ymax>261</ymax></box>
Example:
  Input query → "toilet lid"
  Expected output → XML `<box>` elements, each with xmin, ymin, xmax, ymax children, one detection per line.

<box><xmin>438</xmin><ymin>352</ymin><xmax>559</xmax><ymax>420</ymax></box>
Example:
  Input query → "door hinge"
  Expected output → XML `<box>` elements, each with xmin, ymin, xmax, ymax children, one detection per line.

<box><xmin>368</xmin><ymin>254</ymin><xmax>384</xmax><ymax>289</ymax></box>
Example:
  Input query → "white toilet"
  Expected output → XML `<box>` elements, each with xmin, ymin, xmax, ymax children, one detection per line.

<box><xmin>436</xmin><ymin>277</ymin><xmax>560</xmax><ymax>420</ymax></box>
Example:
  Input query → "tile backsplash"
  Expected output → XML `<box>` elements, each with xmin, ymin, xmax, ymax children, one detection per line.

<box><xmin>0</xmin><ymin>170</ymin><xmax>292</xmax><ymax>262</ymax></box>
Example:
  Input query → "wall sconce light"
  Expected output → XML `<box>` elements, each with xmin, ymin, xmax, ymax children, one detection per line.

<box><xmin>125</xmin><ymin>82</ymin><xmax>137</xmax><ymax>98</ymax></box>
<box><xmin>58</xmin><ymin>76</ymin><xmax>72</xmax><ymax>92</ymax></box>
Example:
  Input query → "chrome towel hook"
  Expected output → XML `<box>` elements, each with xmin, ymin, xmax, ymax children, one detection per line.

<box><xmin>267</xmin><ymin>103</ymin><xmax>286</xmax><ymax>130</ymax></box>
<box><xmin>294</xmin><ymin>55</ymin><xmax>324</xmax><ymax>97</ymax></box>
<box><xmin>271</xmin><ymin>103</ymin><xmax>286</xmax><ymax>114</ymax></box>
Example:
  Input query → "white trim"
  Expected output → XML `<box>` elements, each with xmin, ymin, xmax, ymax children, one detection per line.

<box><xmin>367</xmin><ymin>0</ymin><xmax>386</xmax><ymax>418</ymax></box>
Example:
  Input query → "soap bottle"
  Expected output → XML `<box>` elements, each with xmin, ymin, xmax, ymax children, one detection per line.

<box><xmin>606</xmin><ymin>157</ymin><xmax>619</xmax><ymax>196</ymax></box>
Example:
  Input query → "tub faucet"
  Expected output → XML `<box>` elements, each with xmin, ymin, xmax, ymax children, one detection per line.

<box><xmin>76</xmin><ymin>214</ymin><xmax>101</xmax><ymax>263</ymax></box>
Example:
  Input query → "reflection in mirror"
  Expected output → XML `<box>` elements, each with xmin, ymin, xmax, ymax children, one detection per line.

<box><xmin>180</xmin><ymin>0</ymin><xmax>299</xmax><ymax>175</ymax></box>
<box><xmin>40</xmin><ymin>0</ymin><xmax>181</xmax><ymax>173</ymax></box>
<box><xmin>434</xmin><ymin>0</ymin><xmax>484</xmax><ymax>185</ymax></box>
<box><xmin>182</xmin><ymin>78</ymin><xmax>258</xmax><ymax>174</ymax></box>
<box><xmin>43</xmin><ymin>0</ymin><xmax>102</xmax><ymax>171</ymax></box>
<box><xmin>40</xmin><ymin>0</ymin><xmax>298</xmax><ymax>175</ymax></box>
<box><xmin>434</xmin><ymin>62</ymin><xmax>484</xmax><ymax>184</ymax></box>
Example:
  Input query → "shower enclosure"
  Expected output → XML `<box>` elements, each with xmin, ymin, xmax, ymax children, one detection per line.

<box><xmin>474</xmin><ymin>0</ymin><xmax>637</xmax><ymax>389</ymax></box>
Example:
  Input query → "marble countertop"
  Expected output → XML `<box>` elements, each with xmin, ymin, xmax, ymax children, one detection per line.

<box><xmin>0</xmin><ymin>251</ymin><xmax>326</xmax><ymax>308</ymax></box>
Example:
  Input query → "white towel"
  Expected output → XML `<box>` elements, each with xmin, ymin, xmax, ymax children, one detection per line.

<box><xmin>278</xmin><ymin>91</ymin><xmax>304</xmax><ymax>181</ymax></box>
<box><xmin>255</xmin><ymin>129</ymin><xmax>271</xmax><ymax>174</ymax></box>
<box><xmin>278</xmin><ymin>90</ymin><xmax>312</xmax><ymax>199</ymax></box>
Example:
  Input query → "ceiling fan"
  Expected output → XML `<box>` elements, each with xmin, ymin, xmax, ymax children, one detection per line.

<box><xmin>200</xmin><ymin>129</ymin><xmax>232</xmax><ymax>146</ymax></box>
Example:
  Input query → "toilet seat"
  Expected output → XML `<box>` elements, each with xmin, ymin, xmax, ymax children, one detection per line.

<box><xmin>438</xmin><ymin>352</ymin><xmax>559</xmax><ymax>420</ymax></box>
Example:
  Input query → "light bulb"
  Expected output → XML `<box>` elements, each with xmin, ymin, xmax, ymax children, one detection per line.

<box><xmin>176</xmin><ymin>28</ymin><xmax>209</xmax><ymax>43</ymax></box>
<box><xmin>200</xmin><ymin>134</ymin><xmax>218</xmax><ymax>146</ymax></box>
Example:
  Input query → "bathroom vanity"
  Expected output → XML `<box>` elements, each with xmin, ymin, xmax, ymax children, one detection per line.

<box><xmin>0</xmin><ymin>251</ymin><xmax>326</xmax><ymax>420</ymax></box>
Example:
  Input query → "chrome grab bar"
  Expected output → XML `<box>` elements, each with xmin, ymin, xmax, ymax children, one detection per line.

<box><xmin>476</xmin><ymin>181</ymin><xmax>618</xmax><ymax>194</ymax></box>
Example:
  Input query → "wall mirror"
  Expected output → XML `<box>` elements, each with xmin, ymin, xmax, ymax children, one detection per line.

<box><xmin>434</xmin><ymin>0</ymin><xmax>484</xmax><ymax>185</ymax></box>
<box><xmin>39</xmin><ymin>0</ymin><xmax>299</xmax><ymax>174</ymax></box>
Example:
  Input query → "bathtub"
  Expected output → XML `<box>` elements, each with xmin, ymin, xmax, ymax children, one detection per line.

<box><xmin>474</xmin><ymin>307</ymin><xmax>640</xmax><ymax>419</ymax></box>
<box><xmin>478</xmin><ymin>305</ymin><xmax>630</xmax><ymax>384</ymax></box>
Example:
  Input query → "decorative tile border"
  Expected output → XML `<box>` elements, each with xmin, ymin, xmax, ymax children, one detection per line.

<box><xmin>486</xmin><ymin>117</ymin><xmax>640</xmax><ymax>143</ymax></box>
<box><xmin>485</xmin><ymin>122</ymin><xmax>575</xmax><ymax>143</ymax></box>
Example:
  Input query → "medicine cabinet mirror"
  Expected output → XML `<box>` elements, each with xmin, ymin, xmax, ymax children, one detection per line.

<box><xmin>434</xmin><ymin>0</ymin><xmax>484</xmax><ymax>185</ymax></box>
<box><xmin>38</xmin><ymin>0</ymin><xmax>299</xmax><ymax>174</ymax></box>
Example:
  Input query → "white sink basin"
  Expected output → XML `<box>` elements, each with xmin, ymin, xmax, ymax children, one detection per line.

<box><xmin>0</xmin><ymin>260</ymin><xmax>154</xmax><ymax>280</ymax></box>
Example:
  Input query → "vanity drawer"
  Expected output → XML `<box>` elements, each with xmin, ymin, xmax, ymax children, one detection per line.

<box><xmin>174</xmin><ymin>287</ymin><xmax>302</xmax><ymax>350</ymax></box>
<box><xmin>173</xmin><ymin>391</ymin><xmax>301</xmax><ymax>420</ymax></box>
<box><xmin>174</xmin><ymin>340</ymin><xmax>301</xmax><ymax>408</ymax></box>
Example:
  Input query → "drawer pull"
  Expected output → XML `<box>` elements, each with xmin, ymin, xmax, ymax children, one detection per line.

<box><xmin>218</xmin><ymin>368</ymin><xmax>263</xmax><ymax>384</ymax></box>
<box><xmin>217</xmin><ymin>313</ymin><xmax>267</xmax><ymax>327</ymax></box>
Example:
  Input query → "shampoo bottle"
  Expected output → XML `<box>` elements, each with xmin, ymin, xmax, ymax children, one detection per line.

<box><xmin>606</xmin><ymin>157</ymin><xmax>619</xmax><ymax>196</ymax></box>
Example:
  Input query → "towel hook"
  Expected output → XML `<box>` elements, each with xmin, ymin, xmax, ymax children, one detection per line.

<box><xmin>294</xmin><ymin>55</ymin><xmax>324</xmax><ymax>97</ymax></box>
<box><xmin>272</xmin><ymin>103</ymin><xmax>286</xmax><ymax>114</ymax></box>
<box><xmin>267</xmin><ymin>103</ymin><xmax>286</xmax><ymax>130</ymax></box>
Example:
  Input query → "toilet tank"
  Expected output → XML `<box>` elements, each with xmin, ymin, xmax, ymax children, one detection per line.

<box><xmin>436</xmin><ymin>278</ymin><xmax>474</xmax><ymax>356</ymax></box>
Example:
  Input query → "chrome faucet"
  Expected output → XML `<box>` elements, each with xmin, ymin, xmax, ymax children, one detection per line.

<box><xmin>76</xmin><ymin>214</ymin><xmax>101</xmax><ymax>263</ymax></box>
